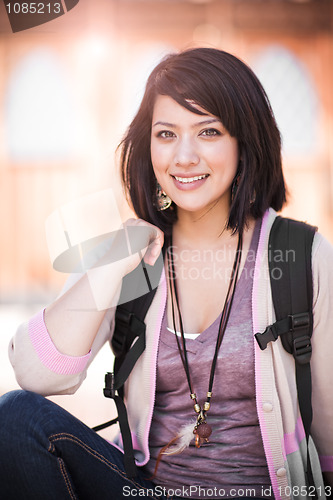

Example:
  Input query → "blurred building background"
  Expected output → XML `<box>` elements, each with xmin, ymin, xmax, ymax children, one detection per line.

<box><xmin>0</xmin><ymin>0</ymin><xmax>332</xmax><ymax>429</ymax></box>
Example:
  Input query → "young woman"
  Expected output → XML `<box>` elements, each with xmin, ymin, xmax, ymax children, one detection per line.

<box><xmin>1</xmin><ymin>48</ymin><xmax>332</xmax><ymax>500</ymax></box>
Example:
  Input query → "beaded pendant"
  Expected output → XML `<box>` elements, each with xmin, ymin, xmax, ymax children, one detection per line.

<box><xmin>193</xmin><ymin>421</ymin><xmax>212</xmax><ymax>448</ymax></box>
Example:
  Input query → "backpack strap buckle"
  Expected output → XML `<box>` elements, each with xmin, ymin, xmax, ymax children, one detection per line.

<box><xmin>289</xmin><ymin>313</ymin><xmax>312</xmax><ymax>364</ymax></box>
<box><xmin>255</xmin><ymin>312</ymin><xmax>311</xmax><ymax>353</ymax></box>
<box><xmin>293</xmin><ymin>335</ymin><xmax>312</xmax><ymax>364</ymax></box>
<box><xmin>255</xmin><ymin>324</ymin><xmax>279</xmax><ymax>350</ymax></box>
<box><xmin>103</xmin><ymin>372</ymin><xmax>116</xmax><ymax>399</ymax></box>
<box><xmin>289</xmin><ymin>312</ymin><xmax>310</xmax><ymax>331</ymax></box>
<box><xmin>255</xmin><ymin>316</ymin><xmax>290</xmax><ymax>351</ymax></box>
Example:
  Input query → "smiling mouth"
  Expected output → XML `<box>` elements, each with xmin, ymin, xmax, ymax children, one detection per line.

<box><xmin>172</xmin><ymin>174</ymin><xmax>209</xmax><ymax>184</ymax></box>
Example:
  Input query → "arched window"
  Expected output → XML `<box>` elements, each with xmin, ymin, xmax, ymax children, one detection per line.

<box><xmin>5</xmin><ymin>48</ymin><xmax>79</xmax><ymax>163</ymax></box>
<box><xmin>253</xmin><ymin>46</ymin><xmax>319</xmax><ymax>156</ymax></box>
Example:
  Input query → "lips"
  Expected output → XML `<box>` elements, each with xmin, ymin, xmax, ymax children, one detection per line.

<box><xmin>170</xmin><ymin>173</ymin><xmax>209</xmax><ymax>192</ymax></box>
<box><xmin>172</xmin><ymin>174</ymin><xmax>209</xmax><ymax>184</ymax></box>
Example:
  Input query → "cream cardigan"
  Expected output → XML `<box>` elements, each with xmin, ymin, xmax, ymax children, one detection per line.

<box><xmin>9</xmin><ymin>208</ymin><xmax>333</xmax><ymax>499</ymax></box>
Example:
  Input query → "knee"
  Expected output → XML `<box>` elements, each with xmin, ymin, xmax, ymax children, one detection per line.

<box><xmin>0</xmin><ymin>391</ymin><xmax>55</xmax><ymax>480</ymax></box>
<box><xmin>0</xmin><ymin>390</ymin><xmax>46</xmax><ymax>433</ymax></box>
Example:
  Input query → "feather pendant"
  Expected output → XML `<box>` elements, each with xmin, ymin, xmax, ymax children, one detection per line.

<box><xmin>149</xmin><ymin>420</ymin><xmax>196</xmax><ymax>480</ymax></box>
<box><xmin>162</xmin><ymin>420</ymin><xmax>196</xmax><ymax>455</ymax></box>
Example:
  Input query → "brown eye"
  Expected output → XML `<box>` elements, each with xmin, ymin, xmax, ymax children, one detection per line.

<box><xmin>157</xmin><ymin>130</ymin><xmax>175</xmax><ymax>139</ymax></box>
<box><xmin>200</xmin><ymin>128</ymin><xmax>221</xmax><ymax>137</ymax></box>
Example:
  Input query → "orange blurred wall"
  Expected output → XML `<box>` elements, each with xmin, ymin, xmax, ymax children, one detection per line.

<box><xmin>0</xmin><ymin>0</ymin><xmax>332</xmax><ymax>303</ymax></box>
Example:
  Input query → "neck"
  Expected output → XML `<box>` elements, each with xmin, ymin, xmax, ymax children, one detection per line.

<box><xmin>173</xmin><ymin>200</ymin><xmax>234</xmax><ymax>249</ymax></box>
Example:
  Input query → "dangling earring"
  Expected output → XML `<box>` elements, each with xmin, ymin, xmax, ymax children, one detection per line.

<box><xmin>156</xmin><ymin>182</ymin><xmax>172</xmax><ymax>211</ymax></box>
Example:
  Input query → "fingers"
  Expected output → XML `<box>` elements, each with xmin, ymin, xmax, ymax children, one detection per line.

<box><xmin>123</xmin><ymin>218</ymin><xmax>164</xmax><ymax>267</ymax></box>
<box><xmin>144</xmin><ymin>227</ymin><xmax>164</xmax><ymax>266</ymax></box>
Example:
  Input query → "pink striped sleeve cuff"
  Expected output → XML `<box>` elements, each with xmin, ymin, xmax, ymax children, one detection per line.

<box><xmin>28</xmin><ymin>309</ymin><xmax>91</xmax><ymax>375</ymax></box>
<box><xmin>320</xmin><ymin>456</ymin><xmax>333</xmax><ymax>472</ymax></box>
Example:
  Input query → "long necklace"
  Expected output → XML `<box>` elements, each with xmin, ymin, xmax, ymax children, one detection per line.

<box><xmin>167</xmin><ymin>232</ymin><xmax>243</xmax><ymax>448</ymax></box>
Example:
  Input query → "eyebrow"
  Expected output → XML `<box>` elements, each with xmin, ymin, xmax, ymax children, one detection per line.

<box><xmin>152</xmin><ymin>118</ymin><xmax>222</xmax><ymax>128</ymax></box>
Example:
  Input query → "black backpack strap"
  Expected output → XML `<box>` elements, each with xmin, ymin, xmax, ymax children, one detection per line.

<box><xmin>98</xmin><ymin>373</ymin><xmax>138</xmax><ymax>478</ymax></box>
<box><xmin>112</xmin><ymin>284</ymin><xmax>157</xmax><ymax>397</ymax></box>
<box><xmin>255</xmin><ymin>217</ymin><xmax>316</xmax><ymax>358</ymax></box>
<box><xmin>93</xmin><ymin>257</ymin><xmax>162</xmax><ymax>477</ymax></box>
<box><xmin>91</xmin><ymin>372</ymin><xmax>140</xmax><ymax>478</ymax></box>
<box><xmin>255</xmin><ymin>216</ymin><xmax>317</xmax><ymax>493</ymax></box>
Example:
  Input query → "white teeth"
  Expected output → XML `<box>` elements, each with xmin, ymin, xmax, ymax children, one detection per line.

<box><xmin>174</xmin><ymin>174</ymin><xmax>208</xmax><ymax>183</ymax></box>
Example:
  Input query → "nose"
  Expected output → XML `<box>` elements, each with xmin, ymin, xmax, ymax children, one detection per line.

<box><xmin>174</xmin><ymin>137</ymin><xmax>200</xmax><ymax>167</ymax></box>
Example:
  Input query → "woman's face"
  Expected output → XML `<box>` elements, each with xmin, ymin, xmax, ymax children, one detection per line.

<box><xmin>150</xmin><ymin>95</ymin><xmax>239</xmax><ymax>218</ymax></box>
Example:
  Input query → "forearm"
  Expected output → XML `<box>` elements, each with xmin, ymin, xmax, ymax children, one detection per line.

<box><xmin>45</xmin><ymin>261</ymin><xmax>125</xmax><ymax>357</ymax></box>
<box><xmin>9</xmin><ymin>218</ymin><xmax>163</xmax><ymax>394</ymax></box>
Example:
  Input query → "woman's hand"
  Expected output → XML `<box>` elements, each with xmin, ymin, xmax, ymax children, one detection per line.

<box><xmin>119</xmin><ymin>218</ymin><xmax>164</xmax><ymax>275</ymax></box>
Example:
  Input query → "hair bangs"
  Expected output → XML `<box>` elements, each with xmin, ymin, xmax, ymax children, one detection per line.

<box><xmin>152</xmin><ymin>60</ymin><xmax>236</xmax><ymax>134</ymax></box>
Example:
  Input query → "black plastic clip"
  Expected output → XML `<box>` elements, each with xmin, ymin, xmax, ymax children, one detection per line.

<box><xmin>255</xmin><ymin>324</ymin><xmax>279</xmax><ymax>351</ymax></box>
<box><xmin>103</xmin><ymin>372</ymin><xmax>116</xmax><ymax>399</ymax></box>
<box><xmin>255</xmin><ymin>312</ymin><xmax>311</xmax><ymax>353</ymax></box>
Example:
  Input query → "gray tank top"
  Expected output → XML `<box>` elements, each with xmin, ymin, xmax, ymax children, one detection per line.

<box><xmin>144</xmin><ymin>219</ymin><xmax>272</xmax><ymax>498</ymax></box>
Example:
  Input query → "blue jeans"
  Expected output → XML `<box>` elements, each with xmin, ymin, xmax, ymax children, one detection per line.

<box><xmin>0</xmin><ymin>390</ymin><xmax>167</xmax><ymax>499</ymax></box>
<box><xmin>0</xmin><ymin>390</ymin><xmax>267</xmax><ymax>499</ymax></box>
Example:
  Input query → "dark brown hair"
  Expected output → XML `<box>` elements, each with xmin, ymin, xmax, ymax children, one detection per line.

<box><xmin>120</xmin><ymin>47</ymin><xmax>287</xmax><ymax>235</ymax></box>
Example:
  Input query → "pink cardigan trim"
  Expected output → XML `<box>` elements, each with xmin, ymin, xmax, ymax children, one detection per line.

<box><xmin>138</xmin><ymin>272</ymin><xmax>167</xmax><ymax>467</ymax></box>
<box><xmin>28</xmin><ymin>309</ymin><xmax>91</xmax><ymax>375</ymax></box>
<box><xmin>253</xmin><ymin>210</ymin><xmax>281</xmax><ymax>500</ymax></box>
<box><xmin>320</xmin><ymin>455</ymin><xmax>333</xmax><ymax>472</ymax></box>
<box><xmin>283</xmin><ymin>416</ymin><xmax>305</xmax><ymax>455</ymax></box>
